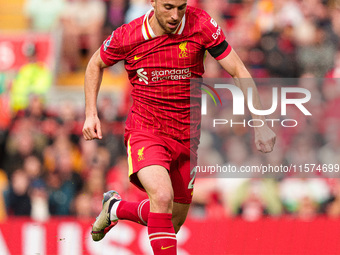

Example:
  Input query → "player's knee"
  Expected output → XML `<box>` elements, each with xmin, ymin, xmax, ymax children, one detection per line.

<box><xmin>150</xmin><ymin>191</ymin><xmax>174</xmax><ymax>213</ymax></box>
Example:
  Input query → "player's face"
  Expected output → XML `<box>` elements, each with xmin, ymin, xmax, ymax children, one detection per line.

<box><xmin>151</xmin><ymin>0</ymin><xmax>187</xmax><ymax>34</ymax></box>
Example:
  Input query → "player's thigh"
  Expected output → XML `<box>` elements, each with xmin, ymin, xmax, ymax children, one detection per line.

<box><xmin>172</xmin><ymin>202</ymin><xmax>190</xmax><ymax>233</ymax></box>
<box><xmin>126</xmin><ymin>131</ymin><xmax>171</xmax><ymax>189</ymax></box>
<box><xmin>137</xmin><ymin>165</ymin><xmax>174</xmax><ymax>213</ymax></box>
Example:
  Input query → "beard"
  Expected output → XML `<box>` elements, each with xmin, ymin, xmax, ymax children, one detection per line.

<box><xmin>155</xmin><ymin>13</ymin><xmax>178</xmax><ymax>34</ymax></box>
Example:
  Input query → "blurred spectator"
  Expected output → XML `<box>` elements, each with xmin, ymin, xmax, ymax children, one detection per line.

<box><xmin>98</xmin><ymin>95</ymin><xmax>118</xmax><ymax>122</ymax></box>
<box><xmin>5</xmin><ymin>169</ymin><xmax>31</xmax><ymax>216</ymax></box>
<box><xmin>296</xmin><ymin>23</ymin><xmax>337</xmax><ymax>77</ymax></box>
<box><xmin>330</xmin><ymin>2</ymin><xmax>340</xmax><ymax>38</ymax></box>
<box><xmin>79</xmin><ymin>137</ymin><xmax>98</xmax><ymax>172</ymax></box>
<box><xmin>0</xmin><ymin>97</ymin><xmax>10</xmax><ymax>170</ymax></box>
<box><xmin>43</xmin><ymin>131</ymin><xmax>82</xmax><ymax>173</ymax></box>
<box><xmin>61</xmin><ymin>0</ymin><xmax>106</xmax><ymax>72</ymax></box>
<box><xmin>325</xmin><ymin>50</ymin><xmax>340</xmax><ymax>78</ymax></box>
<box><xmin>0</xmin><ymin>73</ymin><xmax>11</xmax><ymax>133</ymax></box>
<box><xmin>325</xmin><ymin>179</ymin><xmax>340</xmax><ymax>218</ymax></box>
<box><xmin>125</xmin><ymin>0</ymin><xmax>152</xmax><ymax>24</ymax></box>
<box><xmin>0</xmin><ymin>169</ymin><xmax>9</xmax><ymax>221</ymax></box>
<box><xmin>46</xmin><ymin>143</ymin><xmax>83</xmax><ymax>215</ymax></box>
<box><xmin>279</xmin><ymin>178</ymin><xmax>331</xmax><ymax>214</ymax></box>
<box><xmin>0</xmin><ymin>74</ymin><xmax>5</xmax><ymax>94</ymax></box>
<box><xmin>97</xmin><ymin>119</ymin><xmax>126</xmax><ymax>166</ymax></box>
<box><xmin>23</xmin><ymin>155</ymin><xmax>43</xmax><ymax>181</ymax></box>
<box><xmin>103</xmin><ymin>0</ymin><xmax>128</xmax><ymax>35</ymax></box>
<box><xmin>191</xmin><ymin>132</ymin><xmax>225</xmax><ymax>218</ymax></box>
<box><xmin>201</xmin><ymin>0</ymin><xmax>228</xmax><ymax>29</ymax></box>
<box><xmin>227</xmin><ymin>1</ymin><xmax>260</xmax><ymax>69</ymax></box>
<box><xmin>10</xmin><ymin>42</ymin><xmax>52</xmax><ymax>112</ymax></box>
<box><xmin>216</xmin><ymin>137</ymin><xmax>251</xmax><ymax>215</ymax></box>
<box><xmin>260</xmin><ymin>24</ymin><xmax>300</xmax><ymax>77</ymax></box>
<box><xmin>91</xmin><ymin>146</ymin><xmax>111</xmax><ymax>172</ymax></box>
<box><xmin>286</xmin><ymin>133</ymin><xmax>320</xmax><ymax>169</ymax></box>
<box><xmin>25</xmin><ymin>95</ymin><xmax>49</xmax><ymax>121</ymax></box>
<box><xmin>320</xmin><ymin>77</ymin><xmax>340</xmax><ymax>153</ymax></box>
<box><xmin>4</xmin><ymin>118</ymin><xmax>45</xmax><ymax>177</ymax></box>
<box><xmin>83</xmin><ymin>166</ymin><xmax>106</xmax><ymax>216</ymax></box>
<box><xmin>24</xmin><ymin>0</ymin><xmax>65</xmax><ymax>32</ymax></box>
<box><xmin>232</xmin><ymin>179</ymin><xmax>282</xmax><ymax>221</ymax></box>
<box><xmin>30</xmin><ymin>179</ymin><xmax>49</xmax><ymax>221</ymax></box>
<box><xmin>297</xmin><ymin>196</ymin><xmax>318</xmax><ymax>221</ymax></box>
<box><xmin>56</xmin><ymin>100</ymin><xmax>83</xmax><ymax>144</ymax></box>
<box><xmin>274</xmin><ymin>0</ymin><xmax>304</xmax><ymax>30</ymax></box>
<box><xmin>72</xmin><ymin>192</ymin><xmax>93</xmax><ymax>218</ymax></box>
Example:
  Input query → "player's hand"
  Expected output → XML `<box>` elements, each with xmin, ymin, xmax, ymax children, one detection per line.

<box><xmin>254</xmin><ymin>125</ymin><xmax>276</xmax><ymax>153</ymax></box>
<box><xmin>82</xmin><ymin>115</ymin><xmax>103</xmax><ymax>140</ymax></box>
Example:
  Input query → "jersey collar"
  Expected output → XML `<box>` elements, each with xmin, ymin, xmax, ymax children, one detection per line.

<box><xmin>142</xmin><ymin>9</ymin><xmax>186</xmax><ymax>40</ymax></box>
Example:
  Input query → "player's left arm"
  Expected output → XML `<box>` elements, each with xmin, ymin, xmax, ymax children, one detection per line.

<box><xmin>217</xmin><ymin>48</ymin><xmax>276</xmax><ymax>153</ymax></box>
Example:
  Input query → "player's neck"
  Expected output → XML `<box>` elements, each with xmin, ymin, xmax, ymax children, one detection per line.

<box><xmin>149</xmin><ymin>15</ymin><xmax>167</xmax><ymax>36</ymax></box>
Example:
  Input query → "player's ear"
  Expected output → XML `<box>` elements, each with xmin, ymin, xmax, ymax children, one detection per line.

<box><xmin>151</xmin><ymin>0</ymin><xmax>156</xmax><ymax>8</ymax></box>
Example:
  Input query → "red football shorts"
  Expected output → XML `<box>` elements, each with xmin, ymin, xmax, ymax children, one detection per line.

<box><xmin>124</xmin><ymin>131</ymin><xmax>198</xmax><ymax>204</ymax></box>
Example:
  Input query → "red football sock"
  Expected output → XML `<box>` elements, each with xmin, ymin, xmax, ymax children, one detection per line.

<box><xmin>148</xmin><ymin>212</ymin><xmax>177</xmax><ymax>255</ymax></box>
<box><xmin>116</xmin><ymin>199</ymin><xmax>150</xmax><ymax>225</ymax></box>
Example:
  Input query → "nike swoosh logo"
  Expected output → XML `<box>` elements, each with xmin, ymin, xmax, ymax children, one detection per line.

<box><xmin>161</xmin><ymin>245</ymin><xmax>175</xmax><ymax>250</ymax></box>
<box><xmin>134</xmin><ymin>55</ymin><xmax>142</xmax><ymax>60</ymax></box>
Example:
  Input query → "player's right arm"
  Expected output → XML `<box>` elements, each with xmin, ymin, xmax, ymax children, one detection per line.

<box><xmin>82</xmin><ymin>25</ymin><xmax>127</xmax><ymax>140</ymax></box>
<box><xmin>82</xmin><ymin>49</ymin><xmax>108</xmax><ymax>140</ymax></box>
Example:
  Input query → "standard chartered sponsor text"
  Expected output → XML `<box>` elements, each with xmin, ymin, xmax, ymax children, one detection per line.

<box><xmin>151</xmin><ymin>68</ymin><xmax>191</xmax><ymax>81</ymax></box>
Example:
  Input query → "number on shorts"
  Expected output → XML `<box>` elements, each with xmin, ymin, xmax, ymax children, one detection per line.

<box><xmin>188</xmin><ymin>166</ymin><xmax>197</xmax><ymax>189</ymax></box>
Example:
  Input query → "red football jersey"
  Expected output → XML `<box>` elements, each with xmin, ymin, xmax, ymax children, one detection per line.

<box><xmin>100</xmin><ymin>6</ymin><xmax>231</xmax><ymax>141</ymax></box>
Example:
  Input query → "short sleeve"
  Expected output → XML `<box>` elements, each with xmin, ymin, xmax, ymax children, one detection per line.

<box><xmin>200</xmin><ymin>13</ymin><xmax>226</xmax><ymax>49</ymax></box>
<box><xmin>100</xmin><ymin>26</ymin><xmax>127</xmax><ymax>66</ymax></box>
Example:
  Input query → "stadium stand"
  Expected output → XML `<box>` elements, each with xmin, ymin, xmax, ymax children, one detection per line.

<box><xmin>1</xmin><ymin>0</ymin><xmax>340</xmax><ymax>254</ymax></box>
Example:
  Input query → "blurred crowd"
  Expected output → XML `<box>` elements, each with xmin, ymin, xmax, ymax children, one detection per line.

<box><xmin>0</xmin><ymin>0</ymin><xmax>340</xmax><ymax>222</ymax></box>
<box><xmin>21</xmin><ymin>0</ymin><xmax>340</xmax><ymax>75</ymax></box>
<box><xmin>193</xmin><ymin>76</ymin><xmax>340</xmax><ymax>221</ymax></box>
<box><xmin>23</xmin><ymin>0</ymin><xmax>152</xmax><ymax>72</ymax></box>
<box><xmin>0</xmin><ymin>94</ymin><xmax>147</xmax><ymax>221</ymax></box>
